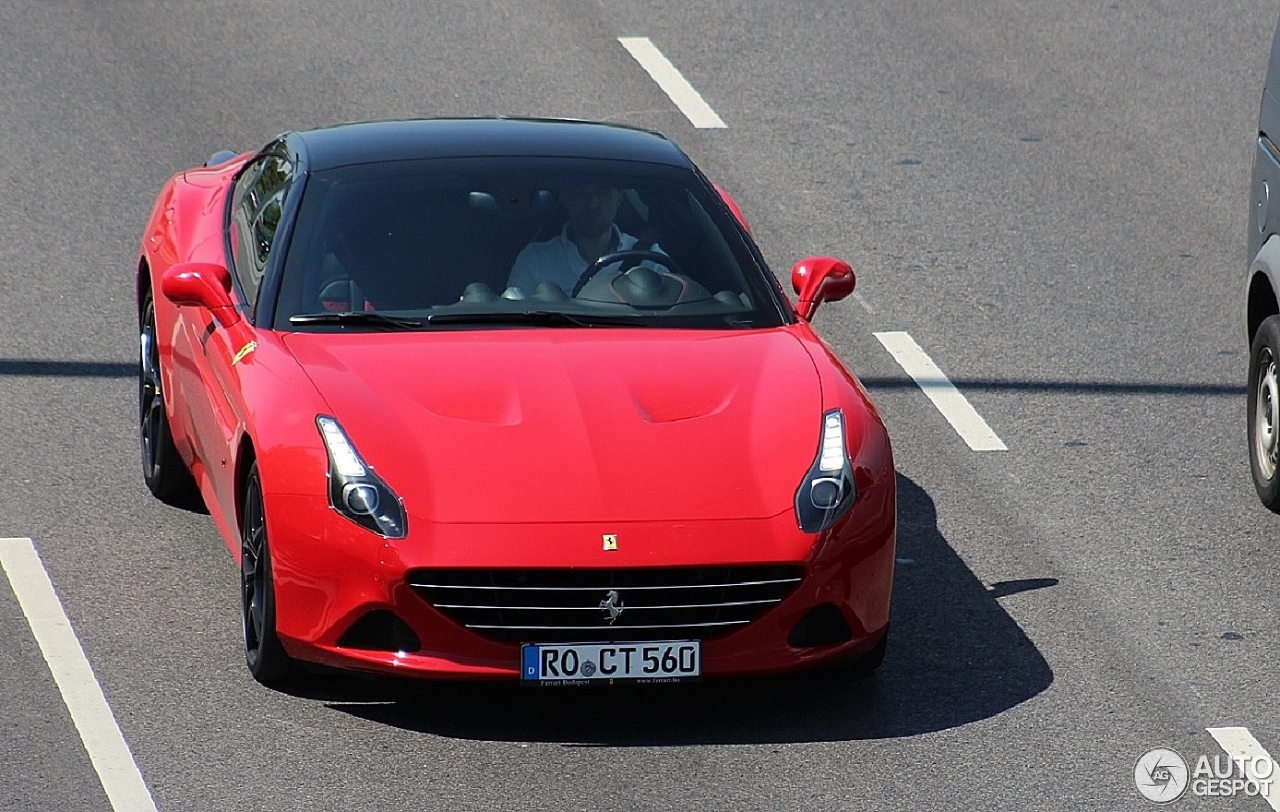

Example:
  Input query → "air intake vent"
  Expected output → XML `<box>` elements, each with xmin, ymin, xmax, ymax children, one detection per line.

<box><xmin>337</xmin><ymin>610</ymin><xmax>421</xmax><ymax>652</ymax></box>
<box><xmin>408</xmin><ymin>566</ymin><xmax>804</xmax><ymax>643</ymax></box>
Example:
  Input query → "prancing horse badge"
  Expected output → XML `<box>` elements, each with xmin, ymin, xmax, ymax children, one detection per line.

<box><xmin>602</xmin><ymin>534</ymin><xmax>618</xmax><ymax>551</ymax></box>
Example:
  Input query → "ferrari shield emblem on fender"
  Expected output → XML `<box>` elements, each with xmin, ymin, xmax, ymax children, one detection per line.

<box><xmin>602</xmin><ymin>534</ymin><xmax>618</xmax><ymax>551</ymax></box>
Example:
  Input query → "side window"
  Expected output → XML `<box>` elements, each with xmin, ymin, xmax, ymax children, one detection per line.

<box><xmin>230</xmin><ymin>153</ymin><xmax>294</xmax><ymax>308</ymax></box>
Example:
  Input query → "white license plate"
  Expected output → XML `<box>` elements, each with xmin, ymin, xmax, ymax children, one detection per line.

<box><xmin>520</xmin><ymin>641</ymin><xmax>700</xmax><ymax>685</ymax></box>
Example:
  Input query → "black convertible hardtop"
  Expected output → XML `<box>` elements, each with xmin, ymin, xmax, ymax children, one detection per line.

<box><xmin>286</xmin><ymin>118</ymin><xmax>692</xmax><ymax>173</ymax></box>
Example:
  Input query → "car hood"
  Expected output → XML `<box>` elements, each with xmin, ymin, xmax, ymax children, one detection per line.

<box><xmin>282</xmin><ymin>328</ymin><xmax>824</xmax><ymax>524</ymax></box>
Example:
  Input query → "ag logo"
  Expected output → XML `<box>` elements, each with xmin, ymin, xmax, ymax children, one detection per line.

<box><xmin>1135</xmin><ymin>748</ymin><xmax>1188</xmax><ymax>804</ymax></box>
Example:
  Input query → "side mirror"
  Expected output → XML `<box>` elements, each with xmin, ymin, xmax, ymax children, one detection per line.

<box><xmin>160</xmin><ymin>262</ymin><xmax>242</xmax><ymax>328</ymax></box>
<box><xmin>791</xmin><ymin>256</ymin><xmax>855</xmax><ymax>321</ymax></box>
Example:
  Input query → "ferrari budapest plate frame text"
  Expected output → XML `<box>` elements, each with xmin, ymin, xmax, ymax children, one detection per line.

<box><xmin>521</xmin><ymin>640</ymin><xmax>701</xmax><ymax>685</ymax></box>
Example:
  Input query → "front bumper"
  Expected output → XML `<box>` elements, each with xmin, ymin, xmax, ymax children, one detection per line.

<box><xmin>264</xmin><ymin>478</ymin><xmax>895</xmax><ymax>680</ymax></box>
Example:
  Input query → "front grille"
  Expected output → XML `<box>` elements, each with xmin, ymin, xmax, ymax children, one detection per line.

<box><xmin>407</xmin><ymin>566</ymin><xmax>804</xmax><ymax>643</ymax></box>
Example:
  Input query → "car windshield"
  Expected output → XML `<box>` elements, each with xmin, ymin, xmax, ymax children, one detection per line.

<box><xmin>272</xmin><ymin>157</ymin><xmax>790</xmax><ymax>331</ymax></box>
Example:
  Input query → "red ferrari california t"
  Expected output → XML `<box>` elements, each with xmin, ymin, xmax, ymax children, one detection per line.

<box><xmin>137</xmin><ymin>118</ymin><xmax>896</xmax><ymax>687</ymax></box>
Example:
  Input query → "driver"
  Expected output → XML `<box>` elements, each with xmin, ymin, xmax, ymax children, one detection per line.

<box><xmin>506</xmin><ymin>181</ymin><xmax>663</xmax><ymax>297</ymax></box>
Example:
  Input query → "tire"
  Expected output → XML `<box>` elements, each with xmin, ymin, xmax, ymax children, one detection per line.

<box><xmin>1249</xmin><ymin>315</ymin><xmax>1280</xmax><ymax>512</ymax></box>
<box><xmin>241</xmin><ymin>462</ymin><xmax>298</xmax><ymax>685</ymax></box>
<box><xmin>139</xmin><ymin>292</ymin><xmax>201</xmax><ymax>506</ymax></box>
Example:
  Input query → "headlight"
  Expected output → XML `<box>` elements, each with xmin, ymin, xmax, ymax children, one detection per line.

<box><xmin>316</xmin><ymin>416</ymin><xmax>407</xmax><ymax>538</ymax></box>
<box><xmin>794</xmin><ymin>409</ymin><xmax>857</xmax><ymax>533</ymax></box>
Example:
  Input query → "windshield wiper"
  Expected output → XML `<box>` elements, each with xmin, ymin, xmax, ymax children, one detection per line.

<box><xmin>289</xmin><ymin>311</ymin><xmax>423</xmax><ymax>330</ymax></box>
<box><xmin>423</xmin><ymin>310</ymin><xmax>642</xmax><ymax>327</ymax></box>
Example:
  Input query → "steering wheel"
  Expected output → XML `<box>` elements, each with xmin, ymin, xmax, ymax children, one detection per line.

<box><xmin>571</xmin><ymin>250</ymin><xmax>683</xmax><ymax>297</ymax></box>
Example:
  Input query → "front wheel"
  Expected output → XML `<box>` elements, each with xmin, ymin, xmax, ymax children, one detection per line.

<box><xmin>241</xmin><ymin>462</ymin><xmax>298</xmax><ymax>686</ymax></box>
<box><xmin>1249</xmin><ymin>316</ymin><xmax>1280</xmax><ymax>512</ymax></box>
<box><xmin>139</xmin><ymin>292</ymin><xmax>200</xmax><ymax>506</ymax></box>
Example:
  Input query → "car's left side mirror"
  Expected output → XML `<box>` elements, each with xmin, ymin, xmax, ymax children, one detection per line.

<box><xmin>791</xmin><ymin>256</ymin><xmax>855</xmax><ymax>321</ymax></box>
<box><xmin>160</xmin><ymin>262</ymin><xmax>243</xmax><ymax>328</ymax></box>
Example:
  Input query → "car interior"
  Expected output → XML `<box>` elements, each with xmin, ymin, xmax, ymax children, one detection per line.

<box><xmin>273</xmin><ymin>163</ymin><xmax>773</xmax><ymax>328</ymax></box>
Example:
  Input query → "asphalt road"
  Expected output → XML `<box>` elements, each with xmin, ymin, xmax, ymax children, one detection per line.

<box><xmin>1</xmin><ymin>1</ymin><xmax>1277</xmax><ymax>810</ymax></box>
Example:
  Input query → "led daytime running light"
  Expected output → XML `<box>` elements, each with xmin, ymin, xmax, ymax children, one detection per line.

<box><xmin>318</xmin><ymin>417</ymin><xmax>367</xmax><ymax>478</ymax></box>
<box><xmin>819</xmin><ymin>413</ymin><xmax>845</xmax><ymax>472</ymax></box>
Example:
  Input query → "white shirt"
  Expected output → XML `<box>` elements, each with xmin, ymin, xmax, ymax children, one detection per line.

<box><xmin>507</xmin><ymin>225</ymin><xmax>655</xmax><ymax>296</ymax></box>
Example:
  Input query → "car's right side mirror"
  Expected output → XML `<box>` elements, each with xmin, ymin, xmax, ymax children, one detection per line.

<box><xmin>791</xmin><ymin>257</ymin><xmax>855</xmax><ymax>321</ymax></box>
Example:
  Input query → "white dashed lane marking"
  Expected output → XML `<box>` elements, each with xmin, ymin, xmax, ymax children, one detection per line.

<box><xmin>618</xmin><ymin>37</ymin><xmax>727</xmax><ymax>129</ymax></box>
<box><xmin>0</xmin><ymin>537</ymin><xmax>159</xmax><ymax>812</ymax></box>
<box><xmin>874</xmin><ymin>331</ymin><xmax>1008</xmax><ymax>451</ymax></box>
<box><xmin>1208</xmin><ymin>727</ymin><xmax>1279</xmax><ymax>810</ymax></box>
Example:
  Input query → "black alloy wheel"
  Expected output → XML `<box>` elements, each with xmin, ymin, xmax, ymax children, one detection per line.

<box><xmin>241</xmin><ymin>461</ymin><xmax>297</xmax><ymax>685</ymax></box>
<box><xmin>139</xmin><ymin>292</ymin><xmax>200</xmax><ymax>505</ymax></box>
